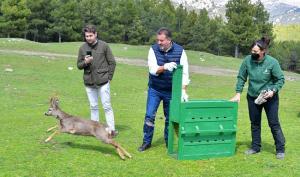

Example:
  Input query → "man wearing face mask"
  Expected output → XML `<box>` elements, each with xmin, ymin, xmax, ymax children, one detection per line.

<box><xmin>138</xmin><ymin>27</ymin><xmax>190</xmax><ymax>152</ymax></box>
<box><xmin>77</xmin><ymin>24</ymin><xmax>118</xmax><ymax>137</ymax></box>
<box><xmin>230</xmin><ymin>37</ymin><xmax>286</xmax><ymax>159</ymax></box>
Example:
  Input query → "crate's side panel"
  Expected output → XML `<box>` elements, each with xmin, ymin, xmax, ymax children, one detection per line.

<box><xmin>176</xmin><ymin>100</ymin><xmax>238</xmax><ymax>160</ymax></box>
<box><xmin>169</xmin><ymin>65</ymin><xmax>183</xmax><ymax>123</ymax></box>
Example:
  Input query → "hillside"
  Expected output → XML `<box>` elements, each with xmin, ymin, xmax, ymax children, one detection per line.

<box><xmin>274</xmin><ymin>24</ymin><xmax>300</xmax><ymax>41</ymax></box>
<box><xmin>171</xmin><ymin>0</ymin><xmax>300</xmax><ymax>24</ymax></box>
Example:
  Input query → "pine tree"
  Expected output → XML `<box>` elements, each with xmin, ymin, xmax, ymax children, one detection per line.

<box><xmin>176</xmin><ymin>10</ymin><xmax>198</xmax><ymax>48</ymax></box>
<box><xmin>253</xmin><ymin>0</ymin><xmax>274</xmax><ymax>41</ymax></box>
<box><xmin>27</xmin><ymin>0</ymin><xmax>54</xmax><ymax>42</ymax></box>
<box><xmin>47</xmin><ymin>0</ymin><xmax>82</xmax><ymax>42</ymax></box>
<box><xmin>225</xmin><ymin>0</ymin><xmax>258</xmax><ymax>57</ymax></box>
<box><xmin>189</xmin><ymin>9</ymin><xmax>212</xmax><ymax>51</ymax></box>
<box><xmin>0</xmin><ymin>0</ymin><xmax>31</xmax><ymax>38</ymax></box>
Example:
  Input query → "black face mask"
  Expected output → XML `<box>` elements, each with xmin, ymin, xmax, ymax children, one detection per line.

<box><xmin>251</xmin><ymin>53</ymin><xmax>260</xmax><ymax>60</ymax></box>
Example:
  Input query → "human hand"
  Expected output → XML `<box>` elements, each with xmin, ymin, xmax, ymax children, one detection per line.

<box><xmin>230</xmin><ymin>93</ymin><xmax>241</xmax><ymax>102</ymax></box>
<box><xmin>84</xmin><ymin>55</ymin><xmax>93</xmax><ymax>64</ymax></box>
<box><xmin>255</xmin><ymin>90</ymin><xmax>267</xmax><ymax>105</ymax></box>
<box><xmin>163</xmin><ymin>62</ymin><xmax>177</xmax><ymax>72</ymax></box>
<box><xmin>263</xmin><ymin>90</ymin><xmax>274</xmax><ymax>99</ymax></box>
<box><xmin>181</xmin><ymin>89</ymin><xmax>189</xmax><ymax>102</ymax></box>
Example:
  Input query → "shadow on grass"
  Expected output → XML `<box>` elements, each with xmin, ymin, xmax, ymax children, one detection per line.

<box><xmin>62</xmin><ymin>141</ymin><xmax>118</xmax><ymax>156</ymax></box>
<box><xmin>115</xmin><ymin>124</ymin><xmax>131</xmax><ymax>131</ymax></box>
<box><xmin>151</xmin><ymin>137</ymin><xmax>165</xmax><ymax>148</ymax></box>
<box><xmin>298</xmin><ymin>112</ymin><xmax>300</xmax><ymax>117</ymax></box>
<box><xmin>236</xmin><ymin>140</ymin><xmax>276</xmax><ymax>154</ymax></box>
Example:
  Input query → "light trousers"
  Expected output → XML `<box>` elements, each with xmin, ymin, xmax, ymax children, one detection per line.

<box><xmin>85</xmin><ymin>82</ymin><xmax>115</xmax><ymax>131</ymax></box>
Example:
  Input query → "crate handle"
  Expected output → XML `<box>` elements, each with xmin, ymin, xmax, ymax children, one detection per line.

<box><xmin>181</xmin><ymin>129</ymin><xmax>236</xmax><ymax>135</ymax></box>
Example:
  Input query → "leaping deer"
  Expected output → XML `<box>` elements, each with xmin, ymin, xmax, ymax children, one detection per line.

<box><xmin>44</xmin><ymin>97</ymin><xmax>131</xmax><ymax>160</ymax></box>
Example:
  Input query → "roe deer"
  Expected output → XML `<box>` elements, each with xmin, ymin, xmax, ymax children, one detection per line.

<box><xmin>44</xmin><ymin>97</ymin><xmax>131</xmax><ymax>160</ymax></box>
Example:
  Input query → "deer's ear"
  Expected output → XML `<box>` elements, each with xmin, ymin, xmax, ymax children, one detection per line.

<box><xmin>55</xmin><ymin>99</ymin><xmax>59</xmax><ymax>106</ymax></box>
<box><xmin>49</xmin><ymin>96</ymin><xmax>59</xmax><ymax>108</ymax></box>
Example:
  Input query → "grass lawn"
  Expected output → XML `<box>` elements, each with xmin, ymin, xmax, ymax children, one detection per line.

<box><xmin>0</xmin><ymin>40</ymin><xmax>300</xmax><ymax>176</ymax></box>
<box><xmin>0</xmin><ymin>38</ymin><xmax>242</xmax><ymax>70</ymax></box>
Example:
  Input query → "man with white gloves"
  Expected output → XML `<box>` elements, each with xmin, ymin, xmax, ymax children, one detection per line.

<box><xmin>138</xmin><ymin>27</ymin><xmax>190</xmax><ymax>152</ymax></box>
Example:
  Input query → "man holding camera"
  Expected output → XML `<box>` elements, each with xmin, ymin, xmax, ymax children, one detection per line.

<box><xmin>138</xmin><ymin>27</ymin><xmax>190</xmax><ymax>152</ymax></box>
<box><xmin>77</xmin><ymin>24</ymin><xmax>117</xmax><ymax>136</ymax></box>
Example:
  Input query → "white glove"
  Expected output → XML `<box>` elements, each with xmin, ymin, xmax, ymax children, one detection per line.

<box><xmin>163</xmin><ymin>62</ymin><xmax>177</xmax><ymax>72</ymax></box>
<box><xmin>181</xmin><ymin>89</ymin><xmax>189</xmax><ymax>102</ymax></box>
<box><xmin>254</xmin><ymin>90</ymin><xmax>267</xmax><ymax>105</ymax></box>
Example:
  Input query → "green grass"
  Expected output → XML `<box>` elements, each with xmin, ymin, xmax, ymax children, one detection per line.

<box><xmin>0</xmin><ymin>38</ymin><xmax>242</xmax><ymax>70</ymax></box>
<box><xmin>274</xmin><ymin>24</ymin><xmax>300</xmax><ymax>42</ymax></box>
<box><xmin>0</xmin><ymin>47</ymin><xmax>300</xmax><ymax>176</ymax></box>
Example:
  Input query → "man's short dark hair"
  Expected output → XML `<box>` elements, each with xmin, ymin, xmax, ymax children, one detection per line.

<box><xmin>82</xmin><ymin>24</ymin><xmax>97</xmax><ymax>41</ymax></box>
<box><xmin>157</xmin><ymin>27</ymin><xmax>172</xmax><ymax>39</ymax></box>
<box><xmin>82</xmin><ymin>24</ymin><xmax>97</xmax><ymax>34</ymax></box>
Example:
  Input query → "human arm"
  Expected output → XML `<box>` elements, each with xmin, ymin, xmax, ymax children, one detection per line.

<box><xmin>105</xmin><ymin>44</ymin><xmax>116</xmax><ymax>80</ymax></box>
<box><xmin>77</xmin><ymin>47</ymin><xmax>90</xmax><ymax>70</ymax></box>
<box><xmin>148</xmin><ymin>48</ymin><xmax>177</xmax><ymax>75</ymax></box>
<box><xmin>180</xmin><ymin>50</ymin><xmax>190</xmax><ymax>101</ymax></box>
<box><xmin>264</xmin><ymin>60</ymin><xmax>285</xmax><ymax>99</ymax></box>
<box><xmin>230</xmin><ymin>59</ymin><xmax>248</xmax><ymax>102</ymax></box>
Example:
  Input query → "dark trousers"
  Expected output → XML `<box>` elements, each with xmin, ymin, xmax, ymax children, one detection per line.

<box><xmin>142</xmin><ymin>87</ymin><xmax>171</xmax><ymax>145</ymax></box>
<box><xmin>247</xmin><ymin>94</ymin><xmax>285</xmax><ymax>153</ymax></box>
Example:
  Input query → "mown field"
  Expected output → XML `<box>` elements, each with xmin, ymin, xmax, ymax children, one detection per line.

<box><xmin>0</xmin><ymin>39</ymin><xmax>299</xmax><ymax>177</ymax></box>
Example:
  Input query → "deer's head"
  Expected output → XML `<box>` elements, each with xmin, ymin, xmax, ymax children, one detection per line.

<box><xmin>44</xmin><ymin>97</ymin><xmax>61</xmax><ymax>118</ymax></box>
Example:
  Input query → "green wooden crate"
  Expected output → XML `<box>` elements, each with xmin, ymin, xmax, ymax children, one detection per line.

<box><xmin>168</xmin><ymin>66</ymin><xmax>238</xmax><ymax>160</ymax></box>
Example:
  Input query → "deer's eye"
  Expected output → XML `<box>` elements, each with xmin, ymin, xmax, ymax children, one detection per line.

<box><xmin>48</xmin><ymin>108</ymin><xmax>53</xmax><ymax>111</ymax></box>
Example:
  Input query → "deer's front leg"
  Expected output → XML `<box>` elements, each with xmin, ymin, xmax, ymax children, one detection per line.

<box><xmin>46</xmin><ymin>125</ymin><xmax>58</xmax><ymax>132</ymax></box>
<box><xmin>45</xmin><ymin>130</ymin><xmax>60</xmax><ymax>142</ymax></box>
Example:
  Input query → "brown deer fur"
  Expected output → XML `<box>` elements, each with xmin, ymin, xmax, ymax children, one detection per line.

<box><xmin>44</xmin><ymin>97</ymin><xmax>131</xmax><ymax>160</ymax></box>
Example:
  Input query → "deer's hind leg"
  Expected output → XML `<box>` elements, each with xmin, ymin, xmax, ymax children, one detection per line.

<box><xmin>110</xmin><ymin>140</ymin><xmax>131</xmax><ymax>159</ymax></box>
<box><xmin>116</xmin><ymin>147</ymin><xmax>126</xmax><ymax>160</ymax></box>
<box><xmin>117</xmin><ymin>144</ymin><xmax>132</xmax><ymax>158</ymax></box>
<box><xmin>95</xmin><ymin>134</ymin><xmax>127</xmax><ymax>160</ymax></box>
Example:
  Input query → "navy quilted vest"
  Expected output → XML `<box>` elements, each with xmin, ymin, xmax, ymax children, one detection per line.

<box><xmin>148</xmin><ymin>42</ymin><xmax>183</xmax><ymax>92</ymax></box>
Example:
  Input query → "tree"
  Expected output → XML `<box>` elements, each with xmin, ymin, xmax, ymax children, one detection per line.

<box><xmin>207</xmin><ymin>17</ymin><xmax>227</xmax><ymax>55</ymax></box>
<box><xmin>189</xmin><ymin>9</ymin><xmax>212</xmax><ymax>51</ymax></box>
<box><xmin>27</xmin><ymin>0</ymin><xmax>54</xmax><ymax>42</ymax></box>
<box><xmin>253</xmin><ymin>0</ymin><xmax>274</xmax><ymax>41</ymax></box>
<box><xmin>97</xmin><ymin>1</ymin><xmax>124</xmax><ymax>43</ymax></box>
<box><xmin>48</xmin><ymin>0</ymin><xmax>82</xmax><ymax>42</ymax></box>
<box><xmin>0</xmin><ymin>0</ymin><xmax>31</xmax><ymax>38</ymax></box>
<box><xmin>117</xmin><ymin>0</ymin><xmax>139</xmax><ymax>43</ymax></box>
<box><xmin>176</xmin><ymin>10</ymin><xmax>198</xmax><ymax>47</ymax></box>
<box><xmin>127</xmin><ymin>17</ymin><xmax>148</xmax><ymax>45</ymax></box>
<box><xmin>78</xmin><ymin>0</ymin><xmax>102</xmax><ymax>25</ymax></box>
<box><xmin>224</xmin><ymin>0</ymin><xmax>258</xmax><ymax>57</ymax></box>
<box><xmin>173</xmin><ymin>4</ymin><xmax>188</xmax><ymax>37</ymax></box>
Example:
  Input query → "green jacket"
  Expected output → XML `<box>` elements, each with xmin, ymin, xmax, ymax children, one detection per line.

<box><xmin>235</xmin><ymin>55</ymin><xmax>285</xmax><ymax>97</ymax></box>
<box><xmin>77</xmin><ymin>40</ymin><xmax>116</xmax><ymax>87</ymax></box>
